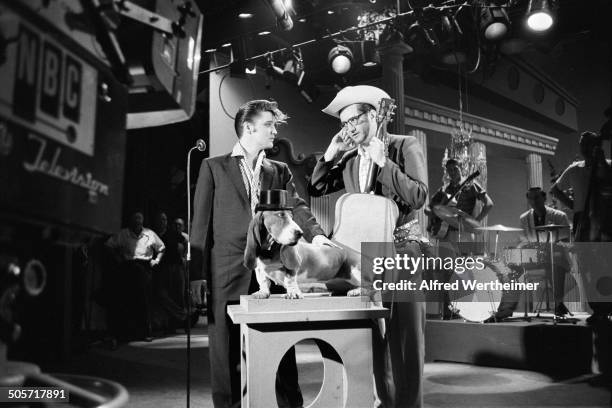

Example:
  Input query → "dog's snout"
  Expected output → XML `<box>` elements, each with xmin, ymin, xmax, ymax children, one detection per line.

<box><xmin>294</xmin><ymin>230</ymin><xmax>303</xmax><ymax>239</ymax></box>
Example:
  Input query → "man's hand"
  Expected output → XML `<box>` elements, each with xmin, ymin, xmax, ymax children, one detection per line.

<box><xmin>190</xmin><ymin>280</ymin><xmax>205</xmax><ymax>306</ymax></box>
<box><xmin>323</xmin><ymin>128</ymin><xmax>354</xmax><ymax>162</ymax></box>
<box><xmin>150</xmin><ymin>258</ymin><xmax>160</xmax><ymax>267</ymax></box>
<box><xmin>312</xmin><ymin>234</ymin><xmax>339</xmax><ymax>248</ymax></box>
<box><xmin>364</xmin><ymin>137</ymin><xmax>386</xmax><ymax>167</ymax></box>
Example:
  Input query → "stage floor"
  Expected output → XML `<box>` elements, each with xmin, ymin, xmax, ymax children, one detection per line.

<box><xmin>39</xmin><ymin>318</ymin><xmax>611</xmax><ymax>408</ymax></box>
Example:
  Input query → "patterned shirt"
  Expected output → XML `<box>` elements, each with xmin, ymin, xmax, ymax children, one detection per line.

<box><xmin>357</xmin><ymin>145</ymin><xmax>372</xmax><ymax>193</ymax></box>
<box><xmin>231</xmin><ymin>142</ymin><xmax>265</xmax><ymax>214</ymax></box>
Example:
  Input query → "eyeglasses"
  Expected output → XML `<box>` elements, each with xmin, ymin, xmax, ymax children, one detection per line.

<box><xmin>340</xmin><ymin>111</ymin><xmax>368</xmax><ymax>130</ymax></box>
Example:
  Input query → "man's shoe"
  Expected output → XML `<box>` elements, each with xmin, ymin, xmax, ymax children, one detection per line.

<box><xmin>555</xmin><ymin>303</ymin><xmax>572</xmax><ymax>317</ymax></box>
<box><xmin>586</xmin><ymin>313</ymin><xmax>607</xmax><ymax>325</ymax></box>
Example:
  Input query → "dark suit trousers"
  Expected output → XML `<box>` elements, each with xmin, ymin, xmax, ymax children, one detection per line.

<box><xmin>210</xmin><ymin>296</ymin><xmax>304</xmax><ymax>408</ymax></box>
<box><xmin>373</xmin><ymin>241</ymin><xmax>425</xmax><ymax>408</ymax></box>
<box><xmin>114</xmin><ymin>260</ymin><xmax>153</xmax><ymax>340</ymax></box>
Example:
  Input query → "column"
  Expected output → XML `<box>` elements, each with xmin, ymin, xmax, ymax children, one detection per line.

<box><xmin>525</xmin><ymin>153</ymin><xmax>543</xmax><ymax>188</ymax></box>
<box><xmin>379</xmin><ymin>40</ymin><xmax>412</xmax><ymax>135</ymax></box>
<box><xmin>411</xmin><ymin>129</ymin><xmax>429</xmax><ymax>236</ymax></box>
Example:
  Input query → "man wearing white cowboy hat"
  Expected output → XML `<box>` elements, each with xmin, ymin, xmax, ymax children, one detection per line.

<box><xmin>309</xmin><ymin>85</ymin><xmax>428</xmax><ymax>408</ymax></box>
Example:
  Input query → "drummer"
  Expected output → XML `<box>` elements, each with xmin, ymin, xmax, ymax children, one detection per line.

<box><xmin>426</xmin><ymin>158</ymin><xmax>494</xmax><ymax>319</ymax></box>
<box><xmin>486</xmin><ymin>187</ymin><xmax>572</xmax><ymax>322</ymax></box>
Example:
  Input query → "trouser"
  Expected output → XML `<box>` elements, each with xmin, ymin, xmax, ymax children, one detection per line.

<box><xmin>117</xmin><ymin>259</ymin><xmax>153</xmax><ymax>340</ymax></box>
<box><xmin>155</xmin><ymin>262</ymin><xmax>187</xmax><ymax>327</ymax></box>
<box><xmin>437</xmin><ymin>230</ymin><xmax>475</xmax><ymax>315</ymax></box>
<box><xmin>495</xmin><ymin>262</ymin><xmax>568</xmax><ymax>318</ymax></box>
<box><xmin>209</xmin><ymin>296</ymin><xmax>303</xmax><ymax>408</ymax></box>
<box><xmin>373</xmin><ymin>240</ymin><xmax>425</xmax><ymax>408</ymax></box>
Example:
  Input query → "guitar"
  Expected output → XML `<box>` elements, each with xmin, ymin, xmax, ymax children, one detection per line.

<box><xmin>330</xmin><ymin>98</ymin><xmax>398</xmax><ymax>286</ymax></box>
<box><xmin>427</xmin><ymin>170</ymin><xmax>481</xmax><ymax>239</ymax></box>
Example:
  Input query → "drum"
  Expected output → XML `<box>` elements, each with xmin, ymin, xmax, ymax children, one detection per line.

<box><xmin>448</xmin><ymin>260</ymin><xmax>507</xmax><ymax>322</ymax></box>
<box><xmin>503</xmin><ymin>247</ymin><xmax>543</xmax><ymax>269</ymax></box>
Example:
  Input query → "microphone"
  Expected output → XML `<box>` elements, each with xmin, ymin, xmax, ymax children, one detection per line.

<box><xmin>195</xmin><ymin>139</ymin><xmax>207</xmax><ymax>152</ymax></box>
<box><xmin>185</xmin><ymin>138</ymin><xmax>206</xmax><ymax>408</ymax></box>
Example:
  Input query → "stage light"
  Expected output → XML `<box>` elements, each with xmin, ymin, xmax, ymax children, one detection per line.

<box><xmin>526</xmin><ymin>0</ymin><xmax>554</xmax><ymax>32</ymax></box>
<box><xmin>264</xmin><ymin>0</ymin><xmax>293</xmax><ymax>31</ymax></box>
<box><xmin>298</xmin><ymin>18</ymin><xmax>306</xmax><ymax>23</ymax></box>
<box><xmin>480</xmin><ymin>5</ymin><xmax>510</xmax><ymax>41</ymax></box>
<box><xmin>327</xmin><ymin>10</ymin><xmax>334</xmax><ymax>15</ymax></box>
<box><xmin>258</xmin><ymin>31</ymin><xmax>271</xmax><ymax>36</ymax></box>
<box><xmin>238</xmin><ymin>13</ymin><xmax>253</xmax><ymax>19</ymax></box>
<box><xmin>221</xmin><ymin>43</ymin><xmax>231</xmax><ymax>48</ymax></box>
<box><xmin>204</xmin><ymin>48</ymin><xmax>217</xmax><ymax>53</ymax></box>
<box><xmin>328</xmin><ymin>45</ymin><xmax>353</xmax><ymax>74</ymax></box>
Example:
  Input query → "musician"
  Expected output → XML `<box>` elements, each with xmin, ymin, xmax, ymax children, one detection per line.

<box><xmin>551</xmin><ymin>131</ymin><xmax>612</xmax><ymax>324</ymax></box>
<box><xmin>426</xmin><ymin>158</ymin><xmax>494</xmax><ymax>318</ymax></box>
<box><xmin>309</xmin><ymin>85</ymin><xmax>428</xmax><ymax>408</ymax></box>
<box><xmin>485</xmin><ymin>187</ymin><xmax>571</xmax><ymax>322</ymax></box>
<box><xmin>427</xmin><ymin>158</ymin><xmax>493</xmax><ymax>241</ymax></box>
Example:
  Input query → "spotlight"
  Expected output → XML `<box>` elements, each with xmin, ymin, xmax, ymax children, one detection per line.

<box><xmin>258</xmin><ymin>31</ymin><xmax>271</xmax><ymax>36</ymax></box>
<box><xmin>238</xmin><ymin>13</ymin><xmax>253</xmax><ymax>19</ymax></box>
<box><xmin>526</xmin><ymin>0</ymin><xmax>554</xmax><ymax>32</ymax></box>
<box><xmin>480</xmin><ymin>5</ymin><xmax>510</xmax><ymax>41</ymax></box>
<box><xmin>264</xmin><ymin>0</ymin><xmax>293</xmax><ymax>31</ymax></box>
<box><xmin>269</xmin><ymin>49</ymin><xmax>318</xmax><ymax>102</ymax></box>
<box><xmin>328</xmin><ymin>45</ymin><xmax>353</xmax><ymax>74</ymax></box>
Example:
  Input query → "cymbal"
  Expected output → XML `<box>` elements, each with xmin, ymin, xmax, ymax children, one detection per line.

<box><xmin>476</xmin><ymin>224</ymin><xmax>523</xmax><ymax>232</ymax></box>
<box><xmin>432</xmin><ymin>205</ymin><xmax>481</xmax><ymax>232</ymax></box>
<box><xmin>534</xmin><ymin>224</ymin><xmax>570</xmax><ymax>231</ymax></box>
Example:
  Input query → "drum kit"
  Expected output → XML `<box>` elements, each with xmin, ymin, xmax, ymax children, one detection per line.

<box><xmin>431</xmin><ymin>204</ymin><xmax>573</xmax><ymax>324</ymax></box>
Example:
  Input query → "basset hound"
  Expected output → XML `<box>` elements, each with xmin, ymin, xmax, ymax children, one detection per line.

<box><xmin>243</xmin><ymin>210</ymin><xmax>360</xmax><ymax>299</ymax></box>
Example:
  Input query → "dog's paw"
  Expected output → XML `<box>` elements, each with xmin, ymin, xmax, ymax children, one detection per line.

<box><xmin>347</xmin><ymin>287</ymin><xmax>374</xmax><ymax>297</ymax></box>
<box><xmin>284</xmin><ymin>288</ymin><xmax>303</xmax><ymax>299</ymax></box>
<box><xmin>252</xmin><ymin>290</ymin><xmax>271</xmax><ymax>299</ymax></box>
<box><xmin>347</xmin><ymin>288</ymin><xmax>362</xmax><ymax>297</ymax></box>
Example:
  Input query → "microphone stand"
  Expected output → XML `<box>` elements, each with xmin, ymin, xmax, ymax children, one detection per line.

<box><xmin>185</xmin><ymin>141</ymin><xmax>205</xmax><ymax>408</ymax></box>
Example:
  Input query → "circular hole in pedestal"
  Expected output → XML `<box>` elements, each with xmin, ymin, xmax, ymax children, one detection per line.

<box><xmin>275</xmin><ymin>339</ymin><xmax>325</xmax><ymax>408</ymax></box>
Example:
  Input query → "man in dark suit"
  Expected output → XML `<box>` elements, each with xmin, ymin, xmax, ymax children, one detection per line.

<box><xmin>190</xmin><ymin>99</ymin><xmax>329</xmax><ymax>408</ymax></box>
<box><xmin>309</xmin><ymin>85</ymin><xmax>428</xmax><ymax>408</ymax></box>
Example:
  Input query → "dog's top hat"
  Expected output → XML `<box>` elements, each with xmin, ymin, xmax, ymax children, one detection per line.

<box><xmin>255</xmin><ymin>189</ymin><xmax>293</xmax><ymax>212</ymax></box>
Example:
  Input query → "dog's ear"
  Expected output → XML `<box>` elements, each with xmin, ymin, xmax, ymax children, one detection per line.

<box><xmin>280</xmin><ymin>245</ymin><xmax>302</xmax><ymax>271</ymax></box>
<box><xmin>244</xmin><ymin>212</ymin><xmax>265</xmax><ymax>270</ymax></box>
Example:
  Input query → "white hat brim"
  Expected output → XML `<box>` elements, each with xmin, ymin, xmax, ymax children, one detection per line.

<box><xmin>322</xmin><ymin>85</ymin><xmax>391</xmax><ymax>118</ymax></box>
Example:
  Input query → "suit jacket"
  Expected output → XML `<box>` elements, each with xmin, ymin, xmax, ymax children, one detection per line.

<box><xmin>519</xmin><ymin>206</ymin><xmax>570</xmax><ymax>243</ymax></box>
<box><xmin>190</xmin><ymin>153</ymin><xmax>324</xmax><ymax>303</ymax></box>
<box><xmin>309</xmin><ymin>134</ymin><xmax>428</xmax><ymax>225</ymax></box>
